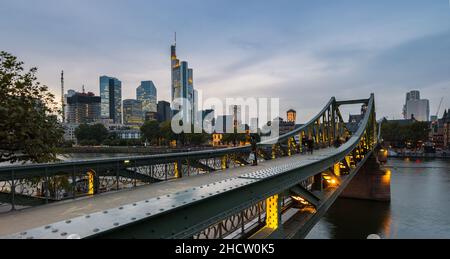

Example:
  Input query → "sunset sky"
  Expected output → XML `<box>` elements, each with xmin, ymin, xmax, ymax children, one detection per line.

<box><xmin>1</xmin><ymin>0</ymin><xmax>449</xmax><ymax>122</ymax></box>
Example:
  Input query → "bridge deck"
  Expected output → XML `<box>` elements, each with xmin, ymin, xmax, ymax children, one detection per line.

<box><xmin>0</xmin><ymin>148</ymin><xmax>335</xmax><ymax>237</ymax></box>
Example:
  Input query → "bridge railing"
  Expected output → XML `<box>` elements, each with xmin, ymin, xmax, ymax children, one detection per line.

<box><xmin>2</xmin><ymin>94</ymin><xmax>379</xmax><ymax>239</ymax></box>
<box><xmin>0</xmin><ymin>95</ymin><xmax>369</xmax><ymax>212</ymax></box>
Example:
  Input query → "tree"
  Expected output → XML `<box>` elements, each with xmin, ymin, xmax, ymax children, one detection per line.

<box><xmin>141</xmin><ymin>120</ymin><xmax>161</xmax><ymax>145</ymax></box>
<box><xmin>160</xmin><ymin>121</ymin><xmax>176</xmax><ymax>145</ymax></box>
<box><xmin>408</xmin><ymin>122</ymin><xmax>430</xmax><ymax>146</ymax></box>
<box><xmin>75</xmin><ymin>124</ymin><xmax>108</xmax><ymax>145</ymax></box>
<box><xmin>381</xmin><ymin>120</ymin><xmax>430</xmax><ymax>148</ymax></box>
<box><xmin>0</xmin><ymin>51</ymin><xmax>64</xmax><ymax>163</ymax></box>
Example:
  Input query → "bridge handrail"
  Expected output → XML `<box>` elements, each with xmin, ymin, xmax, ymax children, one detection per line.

<box><xmin>0</xmin><ymin>95</ymin><xmax>374</xmax><ymax>176</ymax></box>
<box><xmin>259</xmin><ymin>97</ymin><xmax>336</xmax><ymax>145</ymax></box>
<box><xmin>330</xmin><ymin>94</ymin><xmax>375</xmax><ymax>163</ymax></box>
<box><xmin>1</xmin><ymin>95</ymin><xmax>378</xmax><ymax>239</ymax></box>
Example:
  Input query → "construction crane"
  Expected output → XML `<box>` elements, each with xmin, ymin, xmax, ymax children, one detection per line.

<box><xmin>435</xmin><ymin>97</ymin><xmax>444</xmax><ymax>120</ymax></box>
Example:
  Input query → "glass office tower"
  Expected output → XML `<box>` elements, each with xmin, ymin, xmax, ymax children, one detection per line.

<box><xmin>100</xmin><ymin>76</ymin><xmax>122</xmax><ymax>124</ymax></box>
<box><xmin>171</xmin><ymin>44</ymin><xmax>195</xmax><ymax>124</ymax></box>
<box><xmin>137</xmin><ymin>81</ymin><xmax>157</xmax><ymax>115</ymax></box>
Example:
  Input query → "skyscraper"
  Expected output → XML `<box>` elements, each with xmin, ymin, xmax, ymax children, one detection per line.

<box><xmin>171</xmin><ymin>41</ymin><xmax>195</xmax><ymax>123</ymax></box>
<box><xmin>100</xmin><ymin>76</ymin><xmax>122</xmax><ymax>124</ymax></box>
<box><xmin>123</xmin><ymin>99</ymin><xmax>143</xmax><ymax>126</ymax></box>
<box><xmin>65</xmin><ymin>90</ymin><xmax>101</xmax><ymax>124</ymax></box>
<box><xmin>137</xmin><ymin>81</ymin><xmax>157</xmax><ymax>116</ymax></box>
<box><xmin>157</xmin><ymin>101</ymin><xmax>172</xmax><ymax>122</ymax></box>
<box><xmin>403</xmin><ymin>90</ymin><xmax>430</xmax><ymax>122</ymax></box>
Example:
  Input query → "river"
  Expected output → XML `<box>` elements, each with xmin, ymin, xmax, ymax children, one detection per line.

<box><xmin>307</xmin><ymin>158</ymin><xmax>450</xmax><ymax>239</ymax></box>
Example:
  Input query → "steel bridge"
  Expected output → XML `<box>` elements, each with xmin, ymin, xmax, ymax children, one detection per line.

<box><xmin>0</xmin><ymin>94</ymin><xmax>381</xmax><ymax>239</ymax></box>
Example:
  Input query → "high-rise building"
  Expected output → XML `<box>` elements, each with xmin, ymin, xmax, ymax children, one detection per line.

<box><xmin>65</xmin><ymin>90</ymin><xmax>101</xmax><ymax>124</ymax></box>
<box><xmin>407</xmin><ymin>91</ymin><xmax>421</xmax><ymax>102</ymax></box>
<box><xmin>100</xmin><ymin>76</ymin><xmax>122</xmax><ymax>124</ymax></box>
<box><xmin>171</xmin><ymin>42</ymin><xmax>195</xmax><ymax>123</ymax></box>
<box><xmin>157</xmin><ymin>101</ymin><xmax>172</xmax><ymax>122</ymax></box>
<box><xmin>123</xmin><ymin>99</ymin><xmax>143</xmax><ymax>126</ymax></box>
<box><xmin>137</xmin><ymin>81</ymin><xmax>157</xmax><ymax>116</ymax></box>
<box><xmin>403</xmin><ymin>90</ymin><xmax>430</xmax><ymax>122</ymax></box>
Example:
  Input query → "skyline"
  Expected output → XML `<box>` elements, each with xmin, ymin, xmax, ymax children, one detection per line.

<box><xmin>1</xmin><ymin>0</ymin><xmax>449</xmax><ymax>122</ymax></box>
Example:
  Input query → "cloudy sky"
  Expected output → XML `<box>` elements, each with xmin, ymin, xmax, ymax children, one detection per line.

<box><xmin>1</xmin><ymin>0</ymin><xmax>449</xmax><ymax>122</ymax></box>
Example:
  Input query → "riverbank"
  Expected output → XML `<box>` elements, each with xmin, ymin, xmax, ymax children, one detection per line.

<box><xmin>388</xmin><ymin>152</ymin><xmax>450</xmax><ymax>159</ymax></box>
<box><xmin>59</xmin><ymin>146</ymin><xmax>226</xmax><ymax>154</ymax></box>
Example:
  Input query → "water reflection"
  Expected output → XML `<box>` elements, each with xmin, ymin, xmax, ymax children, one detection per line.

<box><xmin>321</xmin><ymin>199</ymin><xmax>392</xmax><ymax>239</ymax></box>
<box><xmin>308</xmin><ymin>158</ymin><xmax>450</xmax><ymax>239</ymax></box>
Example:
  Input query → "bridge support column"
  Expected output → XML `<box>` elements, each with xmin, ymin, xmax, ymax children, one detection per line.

<box><xmin>299</xmin><ymin>133</ymin><xmax>303</xmax><ymax>153</ymax></box>
<box><xmin>287</xmin><ymin>139</ymin><xmax>293</xmax><ymax>156</ymax></box>
<box><xmin>333</xmin><ymin>163</ymin><xmax>341</xmax><ymax>177</ymax></box>
<box><xmin>174</xmin><ymin>161</ymin><xmax>182</xmax><ymax>179</ymax></box>
<box><xmin>341</xmin><ymin>153</ymin><xmax>391</xmax><ymax>202</ymax></box>
<box><xmin>251</xmin><ymin>194</ymin><xmax>284</xmax><ymax>239</ymax></box>
<box><xmin>87</xmin><ymin>170</ymin><xmax>95</xmax><ymax>195</ymax></box>
<box><xmin>221</xmin><ymin>156</ymin><xmax>229</xmax><ymax>170</ymax></box>
<box><xmin>264</xmin><ymin>194</ymin><xmax>284</xmax><ymax>238</ymax></box>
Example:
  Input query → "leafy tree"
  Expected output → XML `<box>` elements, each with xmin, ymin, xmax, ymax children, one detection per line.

<box><xmin>160</xmin><ymin>121</ymin><xmax>176</xmax><ymax>145</ymax></box>
<box><xmin>187</xmin><ymin>132</ymin><xmax>210</xmax><ymax>146</ymax></box>
<box><xmin>75</xmin><ymin>124</ymin><xmax>108</xmax><ymax>145</ymax></box>
<box><xmin>0</xmin><ymin>51</ymin><xmax>64</xmax><ymax>163</ymax></box>
<box><xmin>141</xmin><ymin>120</ymin><xmax>161</xmax><ymax>145</ymax></box>
<box><xmin>381</xmin><ymin>120</ymin><xmax>430</xmax><ymax>147</ymax></box>
<box><xmin>408</xmin><ymin>122</ymin><xmax>430</xmax><ymax>145</ymax></box>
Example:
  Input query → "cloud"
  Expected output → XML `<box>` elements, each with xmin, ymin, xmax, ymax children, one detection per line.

<box><xmin>1</xmin><ymin>0</ymin><xmax>449</xmax><ymax>123</ymax></box>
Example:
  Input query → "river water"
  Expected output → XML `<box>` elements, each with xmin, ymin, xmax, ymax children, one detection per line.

<box><xmin>307</xmin><ymin>158</ymin><xmax>450</xmax><ymax>239</ymax></box>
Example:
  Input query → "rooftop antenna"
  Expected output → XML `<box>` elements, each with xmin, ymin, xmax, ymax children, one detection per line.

<box><xmin>61</xmin><ymin>70</ymin><xmax>65</xmax><ymax>123</ymax></box>
<box><xmin>82</xmin><ymin>84</ymin><xmax>86</xmax><ymax>94</ymax></box>
<box><xmin>175</xmin><ymin>32</ymin><xmax>177</xmax><ymax>46</ymax></box>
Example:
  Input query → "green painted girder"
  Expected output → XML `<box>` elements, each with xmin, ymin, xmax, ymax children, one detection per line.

<box><xmin>336</xmin><ymin>99</ymin><xmax>370</xmax><ymax>106</ymax></box>
<box><xmin>289</xmin><ymin>150</ymin><xmax>374</xmax><ymax>239</ymax></box>
<box><xmin>118</xmin><ymin>169</ymin><xmax>163</xmax><ymax>183</ymax></box>
<box><xmin>0</xmin><ymin>192</ymin><xmax>50</xmax><ymax>207</ymax></box>
<box><xmin>289</xmin><ymin>185</ymin><xmax>321</xmax><ymax>208</ymax></box>
<box><xmin>233</xmin><ymin>156</ymin><xmax>250</xmax><ymax>166</ymax></box>
<box><xmin>183</xmin><ymin>160</ymin><xmax>216</xmax><ymax>172</ymax></box>
<box><xmin>258</xmin><ymin>148</ymin><xmax>273</xmax><ymax>161</ymax></box>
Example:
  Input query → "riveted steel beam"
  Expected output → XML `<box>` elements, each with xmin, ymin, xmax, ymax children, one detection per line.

<box><xmin>336</xmin><ymin>99</ymin><xmax>370</xmax><ymax>106</ymax></box>
<box><xmin>289</xmin><ymin>185</ymin><xmax>321</xmax><ymax>207</ymax></box>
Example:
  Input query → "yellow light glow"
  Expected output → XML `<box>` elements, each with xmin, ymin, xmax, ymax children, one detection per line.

<box><xmin>87</xmin><ymin>171</ymin><xmax>95</xmax><ymax>195</ymax></box>
<box><xmin>174</xmin><ymin>162</ymin><xmax>181</xmax><ymax>178</ymax></box>
<box><xmin>382</xmin><ymin>170</ymin><xmax>392</xmax><ymax>185</ymax></box>
<box><xmin>334</xmin><ymin>163</ymin><xmax>341</xmax><ymax>177</ymax></box>
<box><xmin>292</xmin><ymin>196</ymin><xmax>309</xmax><ymax>205</ymax></box>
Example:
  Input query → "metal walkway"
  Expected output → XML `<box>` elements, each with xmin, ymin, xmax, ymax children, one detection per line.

<box><xmin>0</xmin><ymin>148</ymin><xmax>334</xmax><ymax>237</ymax></box>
